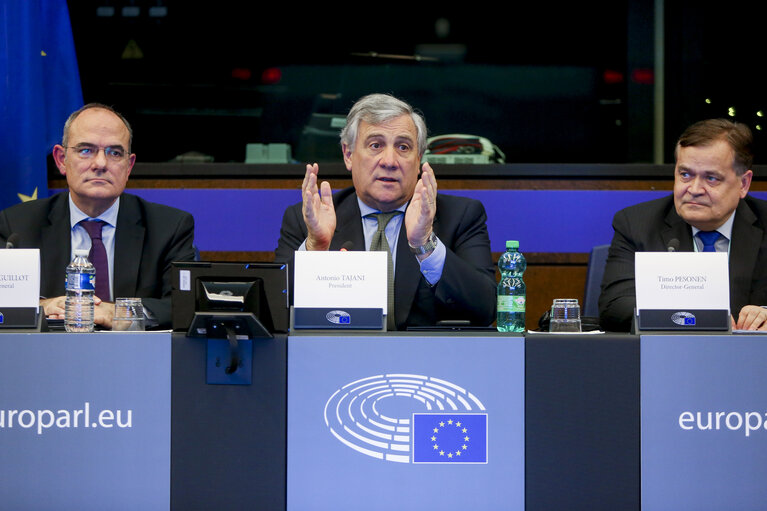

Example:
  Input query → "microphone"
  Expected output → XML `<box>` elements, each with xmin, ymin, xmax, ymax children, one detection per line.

<box><xmin>5</xmin><ymin>233</ymin><xmax>20</xmax><ymax>249</ymax></box>
<box><xmin>667</xmin><ymin>238</ymin><xmax>680</xmax><ymax>252</ymax></box>
<box><xmin>340</xmin><ymin>241</ymin><xmax>354</xmax><ymax>252</ymax></box>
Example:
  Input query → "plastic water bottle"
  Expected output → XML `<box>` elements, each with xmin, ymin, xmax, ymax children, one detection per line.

<box><xmin>497</xmin><ymin>240</ymin><xmax>526</xmax><ymax>332</ymax></box>
<box><xmin>65</xmin><ymin>249</ymin><xmax>95</xmax><ymax>333</ymax></box>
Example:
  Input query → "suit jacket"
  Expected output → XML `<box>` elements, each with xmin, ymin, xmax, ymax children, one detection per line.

<box><xmin>598</xmin><ymin>195</ymin><xmax>767</xmax><ymax>332</ymax></box>
<box><xmin>275</xmin><ymin>187</ymin><xmax>496</xmax><ymax>329</ymax></box>
<box><xmin>0</xmin><ymin>192</ymin><xmax>196</xmax><ymax>328</ymax></box>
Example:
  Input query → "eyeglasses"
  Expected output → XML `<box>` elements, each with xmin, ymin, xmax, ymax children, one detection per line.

<box><xmin>65</xmin><ymin>144</ymin><xmax>129</xmax><ymax>162</ymax></box>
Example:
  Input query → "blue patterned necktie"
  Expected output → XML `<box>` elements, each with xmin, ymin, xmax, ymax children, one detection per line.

<box><xmin>697</xmin><ymin>231</ymin><xmax>722</xmax><ymax>252</ymax></box>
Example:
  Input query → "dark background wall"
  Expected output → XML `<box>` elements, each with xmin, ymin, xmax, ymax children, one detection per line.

<box><xmin>66</xmin><ymin>1</ymin><xmax>767</xmax><ymax>165</ymax></box>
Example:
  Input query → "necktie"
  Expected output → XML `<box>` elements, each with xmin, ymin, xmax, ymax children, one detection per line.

<box><xmin>368</xmin><ymin>212</ymin><xmax>401</xmax><ymax>331</ymax></box>
<box><xmin>80</xmin><ymin>220</ymin><xmax>110</xmax><ymax>300</ymax></box>
<box><xmin>697</xmin><ymin>231</ymin><xmax>722</xmax><ymax>253</ymax></box>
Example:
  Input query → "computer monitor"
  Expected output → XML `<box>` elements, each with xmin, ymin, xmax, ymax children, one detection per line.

<box><xmin>171</xmin><ymin>261</ymin><xmax>289</xmax><ymax>336</ymax></box>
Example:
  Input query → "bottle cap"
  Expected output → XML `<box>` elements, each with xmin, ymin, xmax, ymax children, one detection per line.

<box><xmin>506</xmin><ymin>240</ymin><xmax>519</xmax><ymax>249</ymax></box>
<box><xmin>74</xmin><ymin>249</ymin><xmax>90</xmax><ymax>257</ymax></box>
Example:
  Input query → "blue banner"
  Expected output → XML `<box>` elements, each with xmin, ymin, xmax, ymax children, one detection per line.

<box><xmin>0</xmin><ymin>333</ymin><xmax>171</xmax><ymax>510</ymax></box>
<box><xmin>288</xmin><ymin>335</ymin><xmax>524</xmax><ymax>511</ymax></box>
<box><xmin>642</xmin><ymin>335</ymin><xmax>767</xmax><ymax>511</ymax></box>
<box><xmin>0</xmin><ymin>0</ymin><xmax>83</xmax><ymax>210</ymax></box>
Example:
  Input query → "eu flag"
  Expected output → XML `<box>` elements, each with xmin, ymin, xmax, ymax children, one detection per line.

<box><xmin>0</xmin><ymin>0</ymin><xmax>83</xmax><ymax>210</ymax></box>
<box><xmin>412</xmin><ymin>413</ymin><xmax>488</xmax><ymax>463</ymax></box>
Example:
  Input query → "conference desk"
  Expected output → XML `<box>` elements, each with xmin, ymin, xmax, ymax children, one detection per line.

<box><xmin>1</xmin><ymin>331</ymin><xmax>765</xmax><ymax>510</ymax></box>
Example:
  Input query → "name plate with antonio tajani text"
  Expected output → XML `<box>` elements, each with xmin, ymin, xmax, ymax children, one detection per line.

<box><xmin>294</xmin><ymin>251</ymin><xmax>387</xmax><ymax>314</ymax></box>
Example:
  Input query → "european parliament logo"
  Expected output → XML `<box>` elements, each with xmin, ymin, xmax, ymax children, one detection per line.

<box><xmin>324</xmin><ymin>374</ymin><xmax>488</xmax><ymax>464</ymax></box>
<box><xmin>671</xmin><ymin>311</ymin><xmax>696</xmax><ymax>326</ymax></box>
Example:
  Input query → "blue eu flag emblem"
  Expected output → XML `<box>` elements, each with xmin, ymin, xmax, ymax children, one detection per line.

<box><xmin>412</xmin><ymin>413</ymin><xmax>488</xmax><ymax>463</ymax></box>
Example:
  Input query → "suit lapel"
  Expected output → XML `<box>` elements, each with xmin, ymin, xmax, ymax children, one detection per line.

<box><xmin>330</xmin><ymin>194</ymin><xmax>365</xmax><ymax>251</ymax></box>
<box><xmin>729</xmin><ymin>200</ymin><xmax>761</xmax><ymax>309</ymax></box>
<box><xmin>113</xmin><ymin>195</ymin><xmax>145</xmax><ymax>297</ymax></box>
<box><xmin>662</xmin><ymin>206</ymin><xmax>695</xmax><ymax>251</ymax></box>
<box><xmin>41</xmin><ymin>195</ymin><xmax>72</xmax><ymax>296</ymax></box>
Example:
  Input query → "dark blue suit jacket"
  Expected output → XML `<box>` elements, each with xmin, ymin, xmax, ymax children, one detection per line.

<box><xmin>275</xmin><ymin>187</ymin><xmax>496</xmax><ymax>329</ymax></box>
<box><xmin>598</xmin><ymin>195</ymin><xmax>767</xmax><ymax>332</ymax></box>
<box><xmin>0</xmin><ymin>192</ymin><xmax>196</xmax><ymax>328</ymax></box>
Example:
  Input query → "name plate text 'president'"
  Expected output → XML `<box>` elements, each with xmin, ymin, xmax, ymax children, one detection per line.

<box><xmin>294</xmin><ymin>251</ymin><xmax>387</xmax><ymax>314</ymax></box>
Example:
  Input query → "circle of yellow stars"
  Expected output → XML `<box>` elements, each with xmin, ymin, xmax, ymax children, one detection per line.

<box><xmin>430</xmin><ymin>418</ymin><xmax>469</xmax><ymax>458</ymax></box>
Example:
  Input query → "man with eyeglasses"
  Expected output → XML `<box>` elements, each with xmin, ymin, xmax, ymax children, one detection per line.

<box><xmin>0</xmin><ymin>103</ymin><xmax>195</xmax><ymax>329</ymax></box>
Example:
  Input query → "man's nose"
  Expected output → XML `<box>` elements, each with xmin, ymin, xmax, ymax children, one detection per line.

<box><xmin>688</xmin><ymin>176</ymin><xmax>705</xmax><ymax>194</ymax></box>
<box><xmin>92</xmin><ymin>147</ymin><xmax>108</xmax><ymax>168</ymax></box>
<box><xmin>379</xmin><ymin>146</ymin><xmax>398</xmax><ymax>169</ymax></box>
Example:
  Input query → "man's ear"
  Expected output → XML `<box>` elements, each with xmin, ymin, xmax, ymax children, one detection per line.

<box><xmin>52</xmin><ymin>145</ymin><xmax>67</xmax><ymax>176</ymax></box>
<box><xmin>740</xmin><ymin>169</ymin><xmax>753</xmax><ymax>198</ymax></box>
<box><xmin>342</xmin><ymin>143</ymin><xmax>353</xmax><ymax>172</ymax></box>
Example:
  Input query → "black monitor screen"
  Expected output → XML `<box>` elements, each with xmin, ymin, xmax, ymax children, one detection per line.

<box><xmin>171</xmin><ymin>262</ymin><xmax>289</xmax><ymax>334</ymax></box>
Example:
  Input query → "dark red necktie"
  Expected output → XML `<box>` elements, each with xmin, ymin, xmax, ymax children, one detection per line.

<box><xmin>80</xmin><ymin>220</ymin><xmax>110</xmax><ymax>300</ymax></box>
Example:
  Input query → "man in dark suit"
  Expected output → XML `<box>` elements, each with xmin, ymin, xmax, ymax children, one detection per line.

<box><xmin>599</xmin><ymin>119</ymin><xmax>767</xmax><ymax>332</ymax></box>
<box><xmin>0</xmin><ymin>103</ymin><xmax>195</xmax><ymax>328</ymax></box>
<box><xmin>275</xmin><ymin>93</ymin><xmax>496</xmax><ymax>330</ymax></box>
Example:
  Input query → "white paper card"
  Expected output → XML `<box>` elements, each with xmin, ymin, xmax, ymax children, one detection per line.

<box><xmin>0</xmin><ymin>249</ymin><xmax>41</xmax><ymax>307</ymax></box>
<box><xmin>635</xmin><ymin>252</ymin><xmax>729</xmax><ymax>311</ymax></box>
<box><xmin>294</xmin><ymin>251</ymin><xmax>388</xmax><ymax>312</ymax></box>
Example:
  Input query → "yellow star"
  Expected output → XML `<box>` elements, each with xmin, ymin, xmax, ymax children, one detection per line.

<box><xmin>18</xmin><ymin>187</ymin><xmax>38</xmax><ymax>202</ymax></box>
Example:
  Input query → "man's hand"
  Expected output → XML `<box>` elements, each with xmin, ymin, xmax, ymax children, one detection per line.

<box><xmin>40</xmin><ymin>296</ymin><xmax>66</xmax><ymax>318</ymax></box>
<box><xmin>41</xmin><ymin>295</ymin><xmax>115</xmax><ymax>329</ymax></box>
<box><xmin>735</xmin><ymin>305</ymin><xmax>767</xmax><ymax>331</ymax></box>
<box><xmin>302</xmin><ymin>163</ymin><xmax>336</xmax><ymax>251</ymax></box>
<box><xmin>405</xmin><ymin>162</ymin><xmax>438</xmax><ymax>259</ymax></box>
<box><xmin>95</xmin><ymin>299</ymin><xmax>115</xmax><ymax>329</ymax></box>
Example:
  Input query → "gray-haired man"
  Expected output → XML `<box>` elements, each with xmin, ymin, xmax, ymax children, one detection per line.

<box><xmin>275</xmin><ymin>93</ymin><xmax>496</xmax><ymax>330</ymax></box>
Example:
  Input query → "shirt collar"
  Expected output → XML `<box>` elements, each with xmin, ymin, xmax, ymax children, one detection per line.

<box><xmin>357</xmin><ymin>196</ymin><xmax>408</xmax><ymax>217</ymax></box>
<box><xmin>69</xmin><ymin>194</ymin><xmax>120</xmax><ymax>228</ymax></box>
<box><xmin>690</xmin><ymin>210</ymin><xmax>735</xmax><ymax>240</ymax></box>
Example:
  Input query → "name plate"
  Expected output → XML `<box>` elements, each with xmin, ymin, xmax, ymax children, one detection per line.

<box><xmin>0</xmin><ymin>249</ymin><xmax>40</xmax><ymax>308</ymax></box>
<box><xmin>635</xmin><ymin>252</ymin><xmax>729</xmax><ymax>330</ymax></box>
<box><xmin>294</xmin><ymin>251</ymin><xmax>387</xmax><ymax>313</ymax></box>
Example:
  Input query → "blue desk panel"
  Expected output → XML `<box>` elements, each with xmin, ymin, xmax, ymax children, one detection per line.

<box><xmin>287</xmin><ymin>334</ymin><xmax>524</xmax><ymax>511</ymax></box>
<box><xmin>641</xmin><ymin>335</ymin><xmax>767</xmax><ymax>511</ymax></box>
<box><xmin>0</xmin><ymin>333</ymin><xmax>171</xmax><ymax>510</ymax></box>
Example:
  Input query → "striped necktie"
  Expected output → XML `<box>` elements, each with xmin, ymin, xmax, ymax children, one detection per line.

<box><xmin>368</xmin><ymin>212</ymin><xmax>401</xmax><ymax>330</ymax></box>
